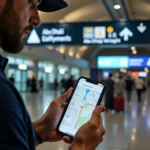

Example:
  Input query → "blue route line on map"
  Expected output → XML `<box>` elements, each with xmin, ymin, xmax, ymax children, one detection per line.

<box><xmin>83</xmin><ymin>89</ymin><xmax>90</xmax><ymax>100</ymax></box>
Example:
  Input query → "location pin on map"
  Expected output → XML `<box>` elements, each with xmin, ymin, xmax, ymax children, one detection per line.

<box><xmin>83</xmin><ymin>89</ymin><xmax>90</xmax><ymax>100</ymax></box>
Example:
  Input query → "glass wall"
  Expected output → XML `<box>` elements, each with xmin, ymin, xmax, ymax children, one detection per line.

<box><xmin>7</xmin><ymin>56</ymin><xmax>81</xmax><ymax>91</ymax></box>
<box><xmin>38</xmin><ymin>62</ymin><xmax>55</xmax><ymax>90</ymax></box>
<box><xmin>7</xmin><ymin>56</ymin><xmax>35</xmax><ymax>92</ymax></box>
<box><xmin>70</xmin><ymin>67</ymin><xmax>80</xmax><ymax>80</ymax></box>
<box><xmin>57</xmin><ymin>65</ymin><xmax>69</xmax><ymax>81</ymax></box>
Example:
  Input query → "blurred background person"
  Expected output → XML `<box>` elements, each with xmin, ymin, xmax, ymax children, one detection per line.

<box><xmin>115</xmin><ymin>75</ymin><xmax>125</xmax><ymax>96</ymax></box>
<box><xmin>65</xmin><ymin>75</ymin><xmax>74</xmax><ymax>91</ymax></box>
<box><xmin>135</xmin><ymin>76</ymin><xmax>145</xmax><ymax>103</ymax></box>
<box><xmin>54</xmin><ymin>78</ymin><xmax>58</xmax><ymax>92</ymax></box>
<box><xmin>31</xmin><ymin>76</ymin><xmax>38</xmax><ymax>92</ymax></box>
<box><xmin>61</xmin><ymin>78</ymin><xmax>66</xmax><ymax>94</ymax></box>
<box><xmin>26</xmin><ymin>77</ymin><xmax>31</xmax><ymax>92</ymax></box>
<box><xmin>39</xmin><ymin>77</ymin><xmax>44</xmax><ymax>91</ymax></box>
<box><xmin>114</xmin><ymin>75</ymin><xmax>125</xmax><ymax>112</ymax></box>
<box><xmin>125</xmin><ymin>75</ymin><xmax>134</xmax><ymax>103</ymax></box>
<box><xmin>104</xmin><ymin>73</ymin><xmax>115</xmax><ymax>111</ymax></box>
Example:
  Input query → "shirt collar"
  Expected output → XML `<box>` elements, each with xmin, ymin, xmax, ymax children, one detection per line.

<box><xmin>0</xmin><ymin>55</ymin><xmax>8</xmax><ymax>72</ymax></box>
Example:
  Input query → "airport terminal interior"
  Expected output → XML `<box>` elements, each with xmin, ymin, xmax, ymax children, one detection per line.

<box><xmin>1</xmin><ymin>0</ymin><xmax>150</xmax><ymax>149</ymax></box>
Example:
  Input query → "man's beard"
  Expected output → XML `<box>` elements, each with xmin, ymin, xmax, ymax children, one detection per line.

<box><xmin>0</xmin><ymin>1</ymin><xmax>31</xmax><ymax>53</ymax></box>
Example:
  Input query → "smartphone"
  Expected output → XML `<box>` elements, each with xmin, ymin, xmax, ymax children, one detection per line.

<box><xmin>56</xmin><ymin>77</ymin><xmax>106</xmax><ymax>138</ymax></box>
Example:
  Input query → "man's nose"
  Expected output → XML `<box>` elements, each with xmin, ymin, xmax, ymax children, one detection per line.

<box><xmin>29</xmin><ymin>9</ymin><xmax>41</xmax><ymax>27</ymax></box>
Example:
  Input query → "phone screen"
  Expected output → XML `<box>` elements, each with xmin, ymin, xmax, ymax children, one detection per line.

<box><xmin>58</xmin><ymin>78</ymin><xmax>104</xmax><ymax>137</ymax></box>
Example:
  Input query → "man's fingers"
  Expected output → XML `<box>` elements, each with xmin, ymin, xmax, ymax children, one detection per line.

<box><xmin>89</xmin><ymin>105</ymin><xmax>105</xmax><ymax>126</ymax></box>
<box><xmin>97</xmin><ymin>125</ymin><xmax>106</xmax><ymax>136</ymax></box>
<box><xmin>63</xmin><ymin>136</ymin><xmax>73</xmax><ymax>144</ymax></box>
<box><xmin>57</xmin><ymin>88</ymin><xmax>73</xmax><ymax>104</ymax></box>
<box><xmin>61</xmin><ymin>103</ymin><xmax>67</xmax><ymax>110</ymax></box>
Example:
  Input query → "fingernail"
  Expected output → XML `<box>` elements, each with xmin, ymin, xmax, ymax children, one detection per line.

<box><xmin>69</xmin><ymin>87</ymin><xmax>73</xmax><ymax>91</ymax></box>
<box><xmin>68</xmin><ymin>88</ymin><xmax>71</xmax><ymax>91</ymax></box>
<box><xmin>97</xmin><ymin>106</ymin><xmax>103</xmax><ymax>112</ymax></box>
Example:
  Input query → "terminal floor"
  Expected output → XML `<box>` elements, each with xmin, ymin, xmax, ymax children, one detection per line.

<box><xmin>21</xmin><ymin>90</ymin><xmax>150</xmax><ymax>150</ymax></box>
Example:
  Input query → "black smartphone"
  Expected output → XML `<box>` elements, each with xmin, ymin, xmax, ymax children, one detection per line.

<box><xmin>56</xmin><ymin>77</ymin><xmax>106</xmax><ymax>138</ymax></box>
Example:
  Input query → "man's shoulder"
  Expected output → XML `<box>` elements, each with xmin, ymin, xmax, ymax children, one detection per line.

<box><xmin>0</xmin><ymin>74</ymin><xmax>25</xmax><ymax>110</ymax></box>
<box><xmin>0</xmin><ymin>75</ymin><xmax>35</xmax><ymax>150</ymax></box>
<box><xmin>0</xmin><ymin>75</ymin><xmax>17</xmax><ymax>95</ymax></box>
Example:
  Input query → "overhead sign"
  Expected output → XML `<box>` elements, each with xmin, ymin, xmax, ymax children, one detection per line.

<box><xmin>25</xmin><ymin>21</ymin><xmax>150</xmax><ymax>46</ymax></box>
<box><xmin>129</xmin><ymin>56</ymin><xmax>150</xmax><ymax>68</ymax></box>
<box><xmin>97</xmin><ymin>55</ymin><xmax>150</xmax><ymax>69</ymax></box>
<box><xmin>97</xmin><ymin>56</ymin><xmax>129</xmax><ymax>69</ymax></box>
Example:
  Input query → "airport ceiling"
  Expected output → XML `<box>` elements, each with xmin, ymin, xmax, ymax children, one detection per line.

<box><xmin>38</xmin><ymin>0</ymin><xmax>150</xmax><ymax>60</ymax></box>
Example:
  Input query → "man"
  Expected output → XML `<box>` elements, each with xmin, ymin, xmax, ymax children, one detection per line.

<box><xmin>135</xmin><ymin>77</ymin><xmax>145</xmax><ymax>103</ymax></box>
<box><xmin>0</xmin><ymin>0</ymin><xmax>105</xmax><ymax>149</ymax></box>
<box><xmin>104</xmin><ymin>73</ymin><xmax>115</xmax><ymax>111</ymax></box>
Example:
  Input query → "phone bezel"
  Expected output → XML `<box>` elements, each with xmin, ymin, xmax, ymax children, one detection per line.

<box><xmin>56</xmin><ymin>76</ymin><xmax>106</xmax><ymax>138</ymax></box>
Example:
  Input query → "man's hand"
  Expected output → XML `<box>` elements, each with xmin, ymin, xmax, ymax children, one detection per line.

<box><xmin>68</xmin><ymin>105</ymin><xmax>105</xmax><ymax>150</ymax></box>
<box><xmin>33</xmin><ymin>88</ymin><xmax>73</xmax><ymax>144</ymax></box>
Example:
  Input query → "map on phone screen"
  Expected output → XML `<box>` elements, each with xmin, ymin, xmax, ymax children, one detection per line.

<box><xmin>59</xmin><ymin>78</ymin><xmax>104</xmax><ymax>136</ymax></box>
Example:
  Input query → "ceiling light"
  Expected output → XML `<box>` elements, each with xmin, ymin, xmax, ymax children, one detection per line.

<box><xmin>47</xmin><ymin>46</ymin><xmax>53</xmax><ymax>50</ymax></box>
<box><xmin>76</xmin><ymin>54</ymin><xmax>80</xmax><ymax>59</ymax></box>
<box><xmin>124</xmin><ymin>69</ymin><xmax>127</xmax><ymax>73</ymax></box>
<box><xmin>132</xmin><ymin>50</ymin><xmax>137</xmax><ymax>54</ymax></box>
<box><xmin>68</xmin><ymin>50</ymin><xmax>74</xmax><ymax>57</ymax></box>
<box><xmin>120</xmin><ymin>68</ymin><xmax>127</xmax><ymax>73</ymax></box>
<box><xmin>80</xmin><ymin>46</ymin><xmax>88</xmax><ymax>51</ymax></box>
<box><xmin>114</xmin><ymin>5</ymin><xmax>121</xmax><ymax>10</ymax></box>
<box><xmin>132</xmin><ymin>128</ymin><xmax>136</xmax><ymax>133</ymax></box>
<box><xmin>131</xmin><ymin>46</ymin><xmax>136</xmax><ymax>51</ymax></box>
<box><xmin>131</xmin><ymin>135</ymin><xmax>135</xmax><ymax>141</ymax></box>
<box><xmin>59</xmin><ymin>47</ymin><xmax>65</xmax><ymax>54</ymax></box>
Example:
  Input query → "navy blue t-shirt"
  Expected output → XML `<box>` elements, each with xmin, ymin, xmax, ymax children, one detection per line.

<box><xmin>0</xmin><ymin>56</ymin><xmax>36</xmax><ymax>149</ymax></box>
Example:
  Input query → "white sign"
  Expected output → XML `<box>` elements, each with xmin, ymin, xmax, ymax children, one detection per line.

<box><xmin>119</xmin><ymin>27</ymin><xmax>133</xmax><ymax>41</ymax></box>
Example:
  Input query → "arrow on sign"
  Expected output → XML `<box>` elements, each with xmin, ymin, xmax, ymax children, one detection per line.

<box><xmin>119</xmin><ymin>27</ymin><xmax>133</xmax><ymax>41</ymax></box>
<box><xmin>137</xmin><ymin>23</ymin><xmax>147</xmax><ymax>33</ymax></box>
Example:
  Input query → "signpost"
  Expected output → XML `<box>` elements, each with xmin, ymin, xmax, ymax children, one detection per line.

<box><xmin>25</xmin><ymin>21</ymin><xmax>150</xmax><ymax>47</ymax></box>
